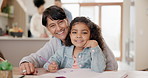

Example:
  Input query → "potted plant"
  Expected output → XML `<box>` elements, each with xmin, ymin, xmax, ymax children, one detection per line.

<box><xmin>0</xmin><ymin>60</ymin><xmax>13</xmax><ymax>78</ymax></box>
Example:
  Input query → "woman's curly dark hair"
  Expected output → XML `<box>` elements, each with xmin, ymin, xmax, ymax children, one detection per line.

<box><xmin>65</xmin><ymin>17</ymin><xmax>104</xmax><ymax>51</ymax></box>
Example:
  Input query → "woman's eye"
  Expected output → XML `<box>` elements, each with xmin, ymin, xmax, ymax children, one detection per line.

<box><xmin>48</xmin><ymin>25</ymin><xmax>55</xmax><ymax>29</ymax></box>
<box><xmin>58</xmin><ymin>20</ymin><xmax>64</xmax><ymax>25</ymax></box>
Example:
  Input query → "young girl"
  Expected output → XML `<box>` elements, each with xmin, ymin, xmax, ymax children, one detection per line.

<box><xmin>43</xmin><ymin>17</ymin><xmax>106</xmax><ymax>73</ymax></box>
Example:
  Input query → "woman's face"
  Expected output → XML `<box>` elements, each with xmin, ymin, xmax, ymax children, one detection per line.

<box><xmin>46</xmin><ymin>18</ymin><xmax>69</xmax><ymax>42</ymax></box>
<box><xmin>70</xmin><ymin>22</ymin><xmax>90</xmax><ymax>48</ymax></box>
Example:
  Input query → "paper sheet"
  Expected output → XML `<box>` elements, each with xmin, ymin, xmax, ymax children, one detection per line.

<box><xmin>96</xmin><ymin>71</ymin><xmax>127</xmax><ymax>78</ymax></box>
<box><xmin>37</xmin><ymin>68</ymin><xmax>127</xmax><ymax>78</ymax></box>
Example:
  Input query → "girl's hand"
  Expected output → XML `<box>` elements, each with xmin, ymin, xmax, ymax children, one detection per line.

<box><xmin>84</xmin><ymin>40</ymin><xmax>98</xmax><ymax>48</ymax></box>
<box><xmin>48</xmin><ymin>61</ymin><xmax>58</xmax><ymax>73</ymax></box>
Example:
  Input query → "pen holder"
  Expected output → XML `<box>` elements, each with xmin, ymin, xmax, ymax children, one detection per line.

<box><xmin>0</xmin><ymin>70</ymin><xmax>13</xmax><ymax>78</ymax></box>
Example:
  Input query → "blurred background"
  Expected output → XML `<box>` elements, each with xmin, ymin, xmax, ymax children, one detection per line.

<box><xmin>0</xmin><ymin>0</ymin><xmax>148</xmax><ymax>71</ymax></box>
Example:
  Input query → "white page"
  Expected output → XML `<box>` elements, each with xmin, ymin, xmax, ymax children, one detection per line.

<box><xmin>127</xmin><ymin>71</ymin><xmax>148</xmax><ymax>78</ymax></box>
<box><xmin>97</xmin><ymin>71</ymin><xmax>127</xmax><ymax>78</ymax></box>
<box><xmin>37</xmin><ymin>68</ymin><xmax>127</xmax><ymax>78</ymax></box>
<box><xmin>37</xmin><ymin>68</ymin><xmax>99</xmax><ymax>78</ymax></box>
<box><xmin>59</xmin><ymin>68</ymin><xmax>100</xmax><ymax>78</ymax></box>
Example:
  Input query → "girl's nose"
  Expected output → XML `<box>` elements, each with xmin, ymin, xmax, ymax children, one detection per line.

<box><xmin>76</xmin><ymin>34</ymin><xmax>82</xmax><ymax>38</ymax></box>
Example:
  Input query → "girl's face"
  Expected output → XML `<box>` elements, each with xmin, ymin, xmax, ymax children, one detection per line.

<box><xmin>46</xmin><ymin>18</ymin><xmax>69</xmax><ymax>42</ymax></box>
<box><xmin>70</xmin><ymin>22</ymin><xmax>90</xmax><ymax>48</ymax></box>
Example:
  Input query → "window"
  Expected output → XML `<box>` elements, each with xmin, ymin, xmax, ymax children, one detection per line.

<box><xmin>101</xmin><ymin>5</ymin><xmax>122</xmax><ymax>58</ymax></box>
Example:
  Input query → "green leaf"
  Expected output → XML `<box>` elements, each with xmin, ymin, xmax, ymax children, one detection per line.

<box><xmin>0</xmin><ymin>60</ymin><xmax>13</xmax><ymax>70</ymax></box>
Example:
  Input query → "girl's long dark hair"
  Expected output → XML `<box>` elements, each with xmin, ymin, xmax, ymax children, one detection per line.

<box><xmin>65</xmin><ymin>17</ymin><xmax>104</xmax><ymax>51</ymax></box>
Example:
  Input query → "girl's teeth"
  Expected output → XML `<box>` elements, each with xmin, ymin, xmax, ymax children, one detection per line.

<box><xmin>76</xmin><ymin>40</ymin><xmax>82</xmax><ymax>42</ymax></box>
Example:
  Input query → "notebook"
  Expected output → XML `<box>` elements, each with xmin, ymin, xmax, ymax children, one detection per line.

<box><xmin>37</xmin><ymin>68</ymin><xmax>127</xmax><ymax>78</ymax></box>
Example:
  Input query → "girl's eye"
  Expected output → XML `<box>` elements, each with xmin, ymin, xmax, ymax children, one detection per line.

<box><xmin>71</xmin><ymin>31</ymin><xmax>77</xmax><ymax>34</ymax></box>
<box><xmin>82</xmin><ymin>32</ymin><xmax>88</xmax><ymax>34</ymax></box>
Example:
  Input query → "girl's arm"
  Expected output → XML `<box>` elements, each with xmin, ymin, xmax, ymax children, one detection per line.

<box><xmin>43</xmin><ymin>46</ymin><xmax>64</xmax><ymax>71</ymax></box>
<box><xmin>84</xmin><ymin>40</ymin><xmax>117</xmax><ymax>71</ymax></box>
<box><xmin>90</xmin><ymin>45</ymin><xmax>106</xmax><ymax>73</ymax></box>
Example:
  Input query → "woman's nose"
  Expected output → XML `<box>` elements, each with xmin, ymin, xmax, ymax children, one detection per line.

<box><xmin>56</xmin><ymin>25</ymin><xmax>62</xmax><ymax>31</ymax></box>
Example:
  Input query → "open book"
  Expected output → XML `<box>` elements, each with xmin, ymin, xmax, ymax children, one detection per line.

<box><xmin>37</xmin><ymin>68</ymin><xmax>128</xmax><ymax>78</ymax></box>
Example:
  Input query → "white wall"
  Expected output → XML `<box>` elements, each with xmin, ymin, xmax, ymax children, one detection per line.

<box><xmin>122</xmin><ymin>0</ymin><xmax>130</xmax><ymax>61</ymax></box>
<box><xmin>135</xmin><ymin>0</ymin><xmax>148</xmax><ymax>70</ymax></box>
<box><xmin>123</xmin><ymin>0</ymin><xmax>148</xmax><ymax>70</ymax></box>
<box><xmin>121</xmin><ymin>0</ymin><xmax>136</xmax><ymax>70</ymax></box>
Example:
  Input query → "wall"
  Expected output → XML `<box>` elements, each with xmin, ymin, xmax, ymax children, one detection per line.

<box><xmin>122</xmin><ymin>0</ymin><xmax>130</xmax><ymax>62</ymax></box>
<box><xmin>0</xmin><ymin>39</ymin><xmax>49</xmax><ymax>66</ymax></box>
<box><xmin>123</xmin><ymin>0</ymin><xmax>148</xmax><ymax>70</ymax></box>
<box><xmin>121</xmin><ymin>0</ymin><xmax>136</xmax><ymax>71</ymax></box>
<box><xmin>135</xmin><ymin>0</ymin><xmax>148</xmax><ymax>70</ymax></box>
<box><xmin>0</xmin><ymin>16</ymin><xmax>8</xmax><ymax>32</ymax></box>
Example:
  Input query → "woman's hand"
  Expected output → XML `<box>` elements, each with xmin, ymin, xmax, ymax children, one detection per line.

<box><xmin>48</xmin><ymin>62</ymin><xmax>58</xmax><ymax>73</ymax></box>
<box><xmin>19</xmin><ymin>62</ymin><xmax>38</xmax><ymax>75</ymax></box>
<box><xmin>84</xmin><ymin>40</ymin><xmax>98</xmax><ymax>48</ymax></box>
<box><xmin>0</xmin><ymin>57</ymin><xmax>5</xmax><ymax>61</ymax></box>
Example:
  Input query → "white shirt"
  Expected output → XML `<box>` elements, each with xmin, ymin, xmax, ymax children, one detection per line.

<box><xmin>30</xmin><ymin>13</ymin><xmax>51</xmax><ymax>38</ymax></box>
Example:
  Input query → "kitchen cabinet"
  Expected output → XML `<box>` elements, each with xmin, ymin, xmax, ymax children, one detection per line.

<box><xmin>0</xmin><ymin>37</ymin><xmax>50</xmax><ymax>66</ymax></box>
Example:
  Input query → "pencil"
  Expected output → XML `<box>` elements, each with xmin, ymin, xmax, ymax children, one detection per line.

<box><xmin>38</xmin><ymin>55</ymin><xmax>50</xmax><ymax>64</ymax></box>
<box><xmin>19</xmin><ymin>75</ymin><xmax>25</xmax><ymax>78</ymax></box>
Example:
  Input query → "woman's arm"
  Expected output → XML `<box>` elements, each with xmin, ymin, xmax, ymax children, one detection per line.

<box><xmin>19</xmin><ymin>37</ymin><xmax>61</xmax><ymax>74</ymax></box>
<box><xmin>103</xmin><ymin>42</ymin><xmax>118</xmax><ymax>71</ymax></box>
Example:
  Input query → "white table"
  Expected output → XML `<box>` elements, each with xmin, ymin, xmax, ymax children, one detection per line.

<box><xmin>13</xmin><ymin>67</ymin><xmax>148</xmax><ymax>78</ymax></box>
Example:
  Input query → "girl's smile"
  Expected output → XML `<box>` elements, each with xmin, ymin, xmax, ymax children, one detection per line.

<box><xmin>70</xmin><ymin>22</ymin><xmax>90</xmax><ymax>48</ymax></box>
